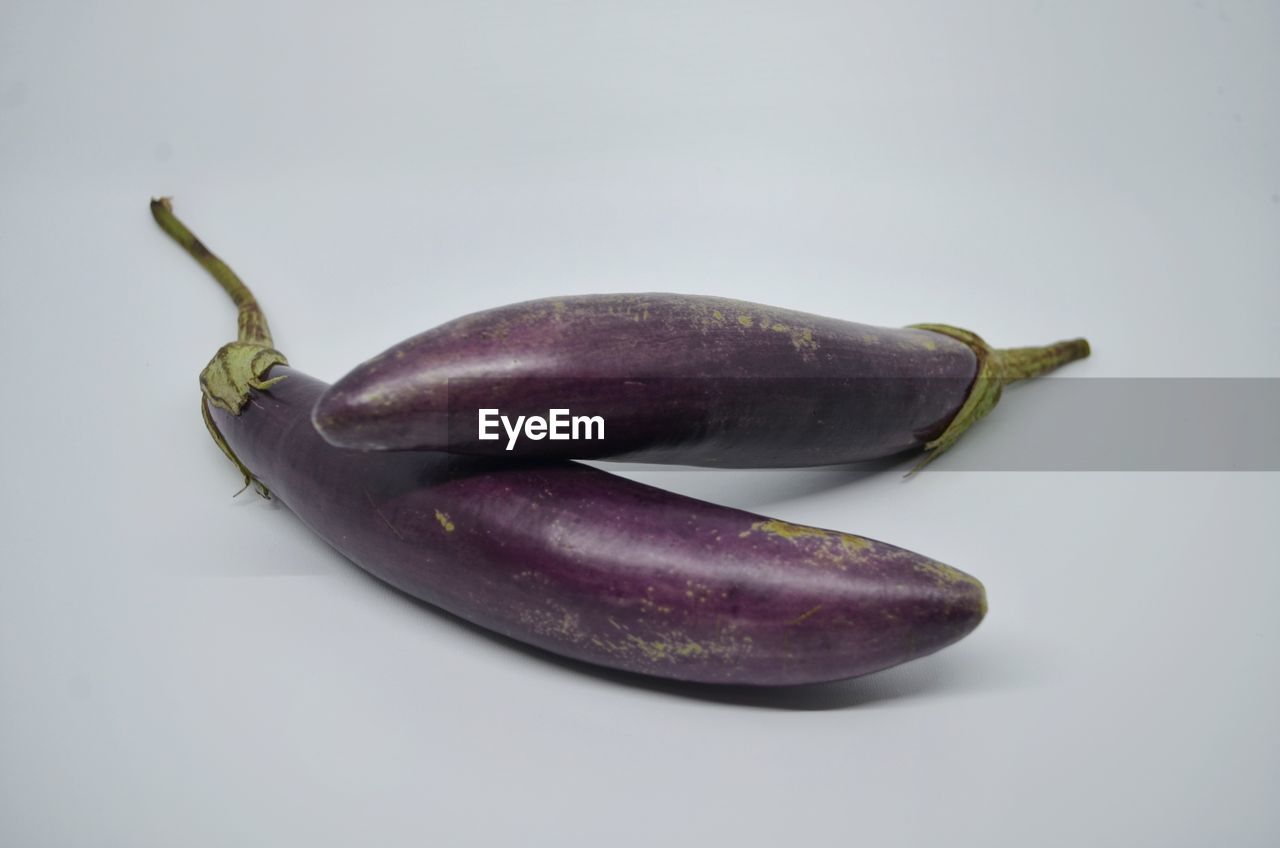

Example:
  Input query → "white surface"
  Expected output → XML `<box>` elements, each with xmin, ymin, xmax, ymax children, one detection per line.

<box><xmin>2</xmin><ymin>2</ymin><xmax>1278</xmax><ymax>845</ymax></box>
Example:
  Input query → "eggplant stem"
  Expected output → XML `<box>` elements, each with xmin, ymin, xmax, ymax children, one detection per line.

<box><xmin>906</xmin><ymin>324</ymin><xmax>1091</xmax><ymax>475</ymax></box>
<box><xmin>995</xmin><ymin>338</ymin><xmax>1091</xmax><ymax>384</ymax></box>
<box><xmin>152</xmin><ymin>197</ymin><xmax>288</xmax><ymax>498</ymax></box>
<box><xmin>150</xmin><ymin>197</ymin><xmax>275</xmax><ymax>347</ymax></box>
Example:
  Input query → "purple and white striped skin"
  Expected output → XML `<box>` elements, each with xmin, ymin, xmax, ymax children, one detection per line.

<box><xmin>216</xmin><ymin>368</ymin><xmax>987</xmax><ymax>685</ymax></box>
<box><xmin>313</xmin><ymin>294</ymin><xmax>981</xmax><ymax>465</ymax></box>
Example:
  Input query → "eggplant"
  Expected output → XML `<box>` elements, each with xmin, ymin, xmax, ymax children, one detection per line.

<box><xmin>154</xmin><ymin>199</ymin><xmax>986</xmax><ymax>686</ymax></box>
<box><xmin>313</xmin><ymin>294</ymin><xmax>1088</xmax><ymax>470</ymax></box>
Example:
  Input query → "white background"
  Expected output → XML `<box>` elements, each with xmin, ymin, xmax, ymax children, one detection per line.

<box><xmin>2</xmin><ymin>2</ymin><xmax>1278</xmax><ymax>845</ymax></box>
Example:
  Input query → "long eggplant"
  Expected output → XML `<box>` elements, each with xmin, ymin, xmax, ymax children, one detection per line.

<box><xmin>154</xmin><ymin>199</ymin><xmax>986</xmax><ymax>686</ymax></box>
<box><xmin>313</xmin><ymin>294</ymin><xmax>1088</xmax><ymax>469</ymax></box>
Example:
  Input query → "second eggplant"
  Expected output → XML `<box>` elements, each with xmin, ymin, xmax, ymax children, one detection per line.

<box><xmin>314</xmin><ymin>294</ymin><xmax>1089</xmax><ymax>469</ymax></box>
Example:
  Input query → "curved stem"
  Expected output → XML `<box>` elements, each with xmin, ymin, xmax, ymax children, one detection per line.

<box><xmin>150</xmin><ymin>197</ymin><xmax>274</xmax><ymax>347</ymax></box>
<box><xmin>152</xmin><ymin>197</ymin><xmax>288</xmax><ymax>497</ymax></box>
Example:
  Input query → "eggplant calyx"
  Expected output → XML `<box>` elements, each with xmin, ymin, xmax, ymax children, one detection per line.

<box><xmin>196</xmin><ymin>342</ymin><xmax>288</xmax><ymax>497</ymax></box>
<box><xmin>200</xmin><ymin>342</ymin><xmax>289</xmax><ymax>415</ymax></box>
<box><xmin>907</xmin><ymin>324</ymin><xmax>1090</xmax><ymax>475</ymax></box>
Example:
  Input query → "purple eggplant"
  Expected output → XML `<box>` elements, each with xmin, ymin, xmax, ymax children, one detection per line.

<box><xmin>313</xmin><ymin>295</ymin><xmax>1088</xmax><ymax>469</ymax></box>
<box><xmin>153</xmin><ymin>199</ymin><xmax>986</xmax><ymax>686</ymax></box>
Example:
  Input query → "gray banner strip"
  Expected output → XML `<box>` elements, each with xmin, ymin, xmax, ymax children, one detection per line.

<box><xmin>920</xmin><ymin>377</ymin><xmax>1280</xmax><ymax>472</ymax></box>
<box><xmin>601</xmin><ymin>378</ymin><xmax>1280</xmax><ymax>472</ymax></box>
<box><xmin>442</xmin><ymin>377</ymin><xmax>1280</xmax><ymax>472</ymax></box>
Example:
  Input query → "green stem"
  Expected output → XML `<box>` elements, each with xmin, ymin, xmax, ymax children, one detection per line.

<box><xmin>150</xmin><ymin>197</ymin><xmax>275</xmax><ymax>347</ymax></box>
<box><xmin>995</xmin><ymin>338</ymin><xmax>1091</xmax><ymax>384</ymax></box>
<box><xmin>906</xmin><ymin>324</ymin><xmax>1091</xmax><ymax>474</ymax></box>
<box><xmin>151</xmin><ymin>198</ymin><xmax>288</xmax><ymax>496</ymax></box>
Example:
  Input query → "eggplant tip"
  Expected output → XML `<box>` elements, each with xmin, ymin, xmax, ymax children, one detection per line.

<box><xmin>310</xmin><ymin>389</ymin><xmax>359</xmax><ymax>446</ymax></box>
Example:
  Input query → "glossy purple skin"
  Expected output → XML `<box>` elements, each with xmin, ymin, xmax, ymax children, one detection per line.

<box><xmin>217</xmin><ymin>368</ymin><xmax>987</xmax><ymax>685</ymax></box>
<box><xmin>313</xmin><ymin>294</ymin><xmax>978</xmax><ymax>466</ymax></box>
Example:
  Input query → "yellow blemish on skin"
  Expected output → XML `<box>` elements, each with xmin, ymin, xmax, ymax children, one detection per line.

<box><xmin>579</xmin><ymin>612</ymin><xmax>754</xmax><ymax>665</ymax></box>
<box><xmin>739</xmin><ymin>518</ymin><xmax>872</xmax><ymax>568</ymax></box>
<box><xmin>738</xmin><ymin>315</ymin><xmax>753</xmax><ymax>328</ymax></box>
<box><xmin>748</xmin><ymin>518</ymin><xmax>869</xmax><ymax>550</ymax></box>
<box><xmin>623</xmin><ymin>634</ymin><xmax>708</xmax><ymax>661</ymax></box>
<box><xmin>514</xmin><ymin>579</ymin><xmax>755</xmax><ymax>667</ymax></box>
<box><xmin>915</xmin><ymin>559</ymin><xmax>984</xmax><ymax>590</ymax></box>
<box><xmin>712</xmin><ymin>310</ymin><xmax>725</xmax><ymax>322</ymax></box>
<box><xmin>518</xmin><ymin>603</ymin><xmax>585</xmax><ymax>642</ymax></box>
<box><xmin>616</xmin><ymin>627</ymin><xmax>750</xmax><ymax>663</ymax></box>
<box><xmin>781</xmin><ymin>325</ymin><xmax>818</xmax><ymax>354</ymax></box>
<box><xmin>638</xmin><ymin>596</ymin><xmax>674</xmax><ymax>614</ymax></box>
<box><xmin>790</xmin><ymin>604</ymin><xmax>823</xmax><ymax>625</ymax></box>
<box><xmin>434</xmin><ymin>510</ymin><xmax>455</xmax><ymax>532</ymax></box>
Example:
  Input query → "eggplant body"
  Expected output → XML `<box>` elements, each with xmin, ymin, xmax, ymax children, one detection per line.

<box><xmin>221</xmin><ymin>367</ymin><xmax>986</xmax><ymax>685</ymax></box>
<box><xmin>313</xmin><ymin>294</ymin><xmax>977</xmax><ymax>465</ymax></box>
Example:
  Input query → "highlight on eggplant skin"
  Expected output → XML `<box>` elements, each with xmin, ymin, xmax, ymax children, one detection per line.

<box><xmin>311</xmin><ymin>294</ymin><xmax>1090</xmax><ymax>469</ymax></box>
<box><xmin>151</xmin><ymin>197</ymin><xmax>988</xmax><ymax>687</ymax></box>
